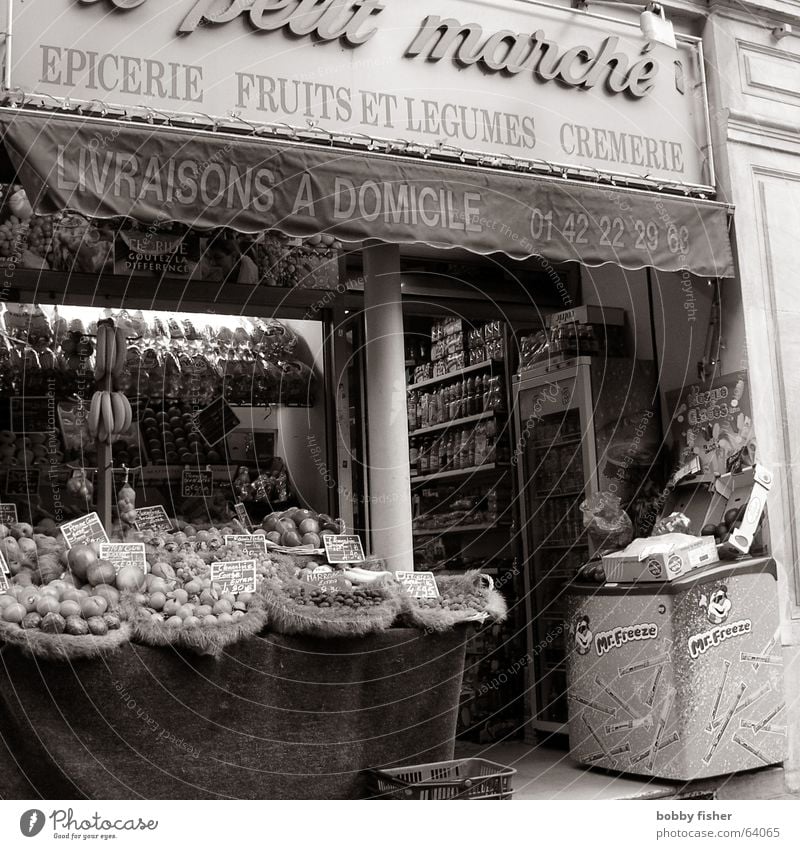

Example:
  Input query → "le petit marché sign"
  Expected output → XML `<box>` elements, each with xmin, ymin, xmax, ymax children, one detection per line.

<box><xmin>5</xmin><ymin>0</ymin><xmax>711</xmax><ymax>185</ymax></box>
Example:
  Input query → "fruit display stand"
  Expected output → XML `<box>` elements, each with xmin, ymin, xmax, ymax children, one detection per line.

<box><xmin>0</xmin><ymin>627</ymin><xmax>468</xmax><ymax>800</ymax></box>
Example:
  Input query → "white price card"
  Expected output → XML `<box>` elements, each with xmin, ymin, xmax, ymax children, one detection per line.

<box><xmin>323</xmin><ymin>534</ymin><xmax>365</xmax><ymax>564</ymax></box>
<box><xmin>395</xmin><ymin>571</ymin><xmax>440</xmax><ymax>599</ymax></box>
<box><xmin>211</xmin><ymin>560</ymin><xmax>257</xmax><ymax>595</ymax></box>
<box><xmin>99</xmin><ymin>543</ymin><xmax>148</xmax><ymax>574</ymax></box>
<box><xmin>60</xmin><ymin>512</ymin><xmax>110</xmax><ymax>549</ymax></box>
<box><xmin>224</xmin><ymin>535</ymin><xmax>267</xmax><ymax>558</ymax></box>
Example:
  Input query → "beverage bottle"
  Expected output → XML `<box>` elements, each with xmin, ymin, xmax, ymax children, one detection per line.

<box><xmin>486</xmin><ymin>434</ymin><xmax>496</xmax><ymax>464</ymax></box>
<box><xmin>482</xmin><ymin>376</ymin><xmax>491</xmax><ymax>411</ymax></box>
<box><xmin>420</xmin><ymin>392</ymin><xmax>431</xmax><ymax>427</ymax></box>
<box><xmin>420</xmin><ymin>439</ymin><xmax>430</xmax><ymax>475</ymax></box>
<box><xmin>461</xmin><ymin>429</ymin><xmax>472</xmax><ymax>469</ymax></box>
<box><xmin>407</xmin><ymin>391</ymin><xmax>417</xmax><ymax>431</ymax></box>
<box><xmin>473</xmin><ymin>375</ymin><xmax>482</xmax><ymax>413</ymax></box>
<box><xmin>409</xmin><ymin>438</ymin><xmax>419</xmax><ymax>476</ymax></box>
<box><xmin>429</xmin><ymin>437</ymin><xmax>440</xmax><ymax>473</ymax></box>
<box><xmin>466</xmin><ymin>428</ymin><xmax>476</xmax><ymax>468</ymax></box>
<box><xmin>473</xmin><ymin>423</ymin><xmax>488</xmax><ymax>466</ymax></box>
<box><xmin>438</xmin><ymin>433</ymin><xmax>448</xmax><ymax>471</ymax></box>
<box><xmin>466</xmin><ymin>376</ymin><xmax>475</xmax><ymax>416</ymax></box>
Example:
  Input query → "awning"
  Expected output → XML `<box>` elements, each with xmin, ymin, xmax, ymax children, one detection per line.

<box><xmin>0</xmin><ymin>111</ymin><xmax>734</xmax><ymax>277</ymax></box>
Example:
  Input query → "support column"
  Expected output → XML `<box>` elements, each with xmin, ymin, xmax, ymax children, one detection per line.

<box><xmin>362</xmin><ymin>240</ymin><xmax>414</xmax><ymax>571</ymax></box>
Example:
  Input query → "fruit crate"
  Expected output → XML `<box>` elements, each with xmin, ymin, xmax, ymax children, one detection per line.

<box><xmin>366</xmin><ymin>758</ymin><xmax>515</xmax><ymax>800</ymax></box>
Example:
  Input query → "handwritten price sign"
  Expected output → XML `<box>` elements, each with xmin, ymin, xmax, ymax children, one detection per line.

<box><xmin>211</xmin><ymin>560</ymin><xmax>257</xmax><ymax>595</ymax></box>
<box><xmin>60</xmin><ymin>512</ymin><xmax>109</xmax><ymax>549</ymax></box>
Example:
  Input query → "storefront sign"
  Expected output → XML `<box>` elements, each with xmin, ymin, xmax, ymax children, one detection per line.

<box><xmin>2</xmin><ymin>114</ymin><xmax>734</xmax><ymax>277</ymax></box>
<box><xmin>133</xmin><ymin>505</ymin><xmax>173</xmax><ymax>533</ymax></box>
<box><xmin>5</xmin><ymin>0</ymin><xmax>712</xmax><ymax>185</ymax></box>
<box><xmin>0</xmin><ymin>503</ymin><xmax>19</xmax><ymax>524</ymax></box>
<box><xmin>224</xmin><ymin>534</ymin><xmax>267</xmax><ymax>558</ymax></box>
<box><xmin>323</xmin><ymin>534</ymin><xmax>365</xmax><ymax>564</ymax></box>
<box><xmin>395</xmin><ymin>571</ymin><xmax>440</xmax><ymax>599</ymax></box>
<box><xmin>6</xmin><ymin>468</ymin><xmax>40</xmax><ymax>496</ymax></box>
<box><xmin>114</xmin><ymin>229</ymin><xmax>199</xmax><ymax>277</ymax></box>
<box><xmin>60</xmin><ymin>511</ymin><xmax>110</xmax><ymax>548</ymax></box>
<box><xmin>181</xmin><ymin>468</ymin><xmax>214</xmax><ymax>498</ymax></box>
<box><xmin>211</xmin><ymin>559</ymin><xmax>257</xmax><ymax>595</ymax></box>
<box><xmin>98</xmin><ymin>542</ymin><xmax>147</xmax><ymax>573</ymax></box>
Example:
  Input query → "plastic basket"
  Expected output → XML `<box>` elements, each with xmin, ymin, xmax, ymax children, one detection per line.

<box><xmin>367</xmin><ymin>757</ymin><xmax>515</xmax><ymax>800</ymax></box>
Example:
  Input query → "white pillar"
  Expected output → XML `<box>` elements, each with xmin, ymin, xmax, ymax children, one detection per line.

<box><xmin>362</xmin><ymin>240</ymin><xmax>414</xmax><ymax>571</ymax></box>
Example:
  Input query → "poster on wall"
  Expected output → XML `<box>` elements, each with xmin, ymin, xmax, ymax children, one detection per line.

<box><xmin>667</xmin><ymin>371</ymin><xmax>754</xmax><ymax>477</ymax></box>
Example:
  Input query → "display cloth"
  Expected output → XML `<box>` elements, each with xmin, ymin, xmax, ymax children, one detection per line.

<box><xmin>0</xmin><ymin>110</ymin><xmax>734</xmax><ymax>277</ymax></box>
<box><xmin>0</xmin><ymin>628</ymin><xmax>467</xmax><ymax>799</ymax></box>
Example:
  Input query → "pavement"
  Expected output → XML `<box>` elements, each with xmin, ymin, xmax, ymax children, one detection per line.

<box><xmin>454</xmin><ymin>740</ymin><xmax>798</xmax><ymax>801</ymax></box>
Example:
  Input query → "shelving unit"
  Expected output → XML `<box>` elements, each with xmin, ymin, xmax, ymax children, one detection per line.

<box><xmin>410</xmin><ymin>462</ymin><xmax>509</xmax><ymax>486</ymax></box>
<box><xmin>409</xmin><ymin>410</ymin><xmax>497</xmax><ymax>438</ymax></box>
<box><xmin>412</xmin><ymin>522</ymin><xmax>512</xmax><ymax>537</ymax></box>
<box><xmin>407</xmin><ymin>359</ymin><xmax>501</xmax><ymax>391</ymax></box>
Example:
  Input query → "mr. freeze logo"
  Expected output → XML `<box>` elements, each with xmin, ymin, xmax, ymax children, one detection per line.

<box><xmin>19</xmin><ymin>810</ymin><xmax>45</xmax><ymax>837</ymax></box>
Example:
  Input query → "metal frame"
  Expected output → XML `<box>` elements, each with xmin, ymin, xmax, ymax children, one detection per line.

<box><xmin>513</xmin><ymin>357</ymin><xmax>598</xmax><ymax>737</ymax></box>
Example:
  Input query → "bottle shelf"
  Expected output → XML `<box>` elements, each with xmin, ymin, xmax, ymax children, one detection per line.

<box><xmin>411</xmin><ymin>462</ymin><xmax>509</xmax><ymax>485</ymax></box>
<box><xmin>407</xmin><ymin>359</ymin><xmax>502</xmax><ymax>391</ymax></box>
<box><xmin>409</xmin><ymin>410</ymin><xmax>508</xmax><ymax>437</ymax></box>
<box><xmin>412</xmin><ymin>522</ymin><xmax>512</xmax><ymax>537</ymax></box>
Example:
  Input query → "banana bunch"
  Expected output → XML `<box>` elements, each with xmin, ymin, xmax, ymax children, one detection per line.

<box><xmin>94</xmin><ymin>322</ymin><xmax>127</xmax><ymax>384</ymax></box>
<box><xmin>87</xmin><ymin>390</ymin><xmax>133</xmax><ymax>444</ymax></box>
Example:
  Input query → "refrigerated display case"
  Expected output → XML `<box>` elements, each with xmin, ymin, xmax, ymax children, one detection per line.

<box><xmin>512</xmin><ymin>356</ymin><xmax>656</xmax><ymax>737</ymax></box>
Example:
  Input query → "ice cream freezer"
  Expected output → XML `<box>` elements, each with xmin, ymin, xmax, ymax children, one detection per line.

<box><xmin>566</xmin><ymin>557</ymin><xmax>785</xmax><ymax>781</ymax></box>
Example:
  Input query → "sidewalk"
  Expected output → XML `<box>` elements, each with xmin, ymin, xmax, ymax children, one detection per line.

<box><xmin>454</xmin><ymin>740</ymin><xmax>796</xmax><ymax>801</ymax></box>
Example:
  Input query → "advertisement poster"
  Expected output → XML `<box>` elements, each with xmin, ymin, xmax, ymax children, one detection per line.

<box><xmin>667</xmin><ymin>371</ymin><xmax>754</xmax><ymax>477</ymax></box>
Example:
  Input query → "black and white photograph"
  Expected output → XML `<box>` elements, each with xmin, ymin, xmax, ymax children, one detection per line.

<box><xmin>0</xmin><ymin>0</ymin><xmax>796</xmax><ymax>843</ymax></box>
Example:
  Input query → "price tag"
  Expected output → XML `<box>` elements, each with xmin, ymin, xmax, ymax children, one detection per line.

<box><xmin>233</xmin><ymin>502</ymin><xmax>251</xmax><ymax>530</ymax></box>
<box><xmin>60</xmin><ymin>512</ymin><xmax>110</xmax><ymax>549</ymax></box>
<box><xmin>323</xmin><ymin>534</ymin><xmax>365</xmax><ymax>564</ymax></box>
<box><xmin>0</xmin><ymin>503</ymin><xmax>19</xmax><ymax>524</ymax></box>
<box><xmin>181</xmin><ymin>468</ymin><xmax>214</xmax><ymax>498</ymax></box>
<box><xmin>6</xmin><ymin>468</ymin><xmax>40</xmax><ymax>496</ymax></box>
<box><xmin>98</xmin><ymin>542</ymin><xmax>148</xmax><ymax>574</ymax></box>
<box><xmin>303</xmin><ymin>569</ymin><xmax>350</xmax><ymax>593</ymax></box>
<box><xmin>134</xmin><ymin>505</ymin><xmax>173</xmax><ymax>533</ymax></box>
<box><xmin>0</xmin><ymin>548</ymin><xmax>10</xmax><ymax>592</ymax></box>
<box><xmin>224</xmin><ymin>534</ymin><xmax>267</xmax><ymax>558</ymax></box>
<box><xmin>395</xmin><ymin>571</ymin><xmax>440</xmax><ymax>599</ymax></box>
<box><xmin>211</xmin><ymin>560</ymin><xmax>257</xmax><ymax>595</ymax></box>
<box><xmin>195</xmin><ymin>397</ymin><xmax>240</xmax><ymax>448</ymax></box>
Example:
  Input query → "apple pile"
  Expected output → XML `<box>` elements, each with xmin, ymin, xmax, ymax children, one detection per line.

<box><xmin>1</xmin><ymin>521</ymin><xmax>67</xmax><ymax>585</ymax></box>
<box><xmin>0</xmin><ymin>578</ymin><xmax>121</xmax><ymax>636</ymax></box>
<box><xmin>261</xmin><ymin>508</ymin><xmax>342</xmax><ymax>548</ymax></box>
<box><xmin>0</xmin><ymin>430</ymin><xmax>64</xmax><ymax>469</ymax></box>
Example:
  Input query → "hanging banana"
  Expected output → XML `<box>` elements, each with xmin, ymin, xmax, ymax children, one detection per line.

<box><xmin>94</xmin><ymin>324</ymin><xmax>108</xmax><ymax>382</ymax></box>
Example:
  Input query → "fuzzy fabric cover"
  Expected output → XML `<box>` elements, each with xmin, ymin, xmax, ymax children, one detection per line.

<box><xmin>0</xmin><ymin>620</ymin><xmax>132</xmax><ymax>661</ymax></box>
<box><xmin>0</xmin><ymin>629</ymin><xmax>468</xmax><ymax>799</ymax></box>
<box><xmin>119</xmin><ymin>595</ymin><xmax>268</xmax><ymax>657</ymax></box>
<box><xmin>259</xmin><ymin>577</ymin><xmax>401</xmax><ymax>638</ymax></box>
<box><xmin>398</xmin><ymin>571</ymin><xmax>508</xmax><ymax>632</ymax></box>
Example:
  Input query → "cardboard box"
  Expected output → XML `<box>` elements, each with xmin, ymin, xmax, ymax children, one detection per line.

<box><xmin>603</xmin><ymin>534</ymin><xmax>719</xmax><ymax>583</ymax></box>
<box><xmin>663</xmin><ymin>464</ymin><xmax>772</xmax><ymax>556</ymax></box>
